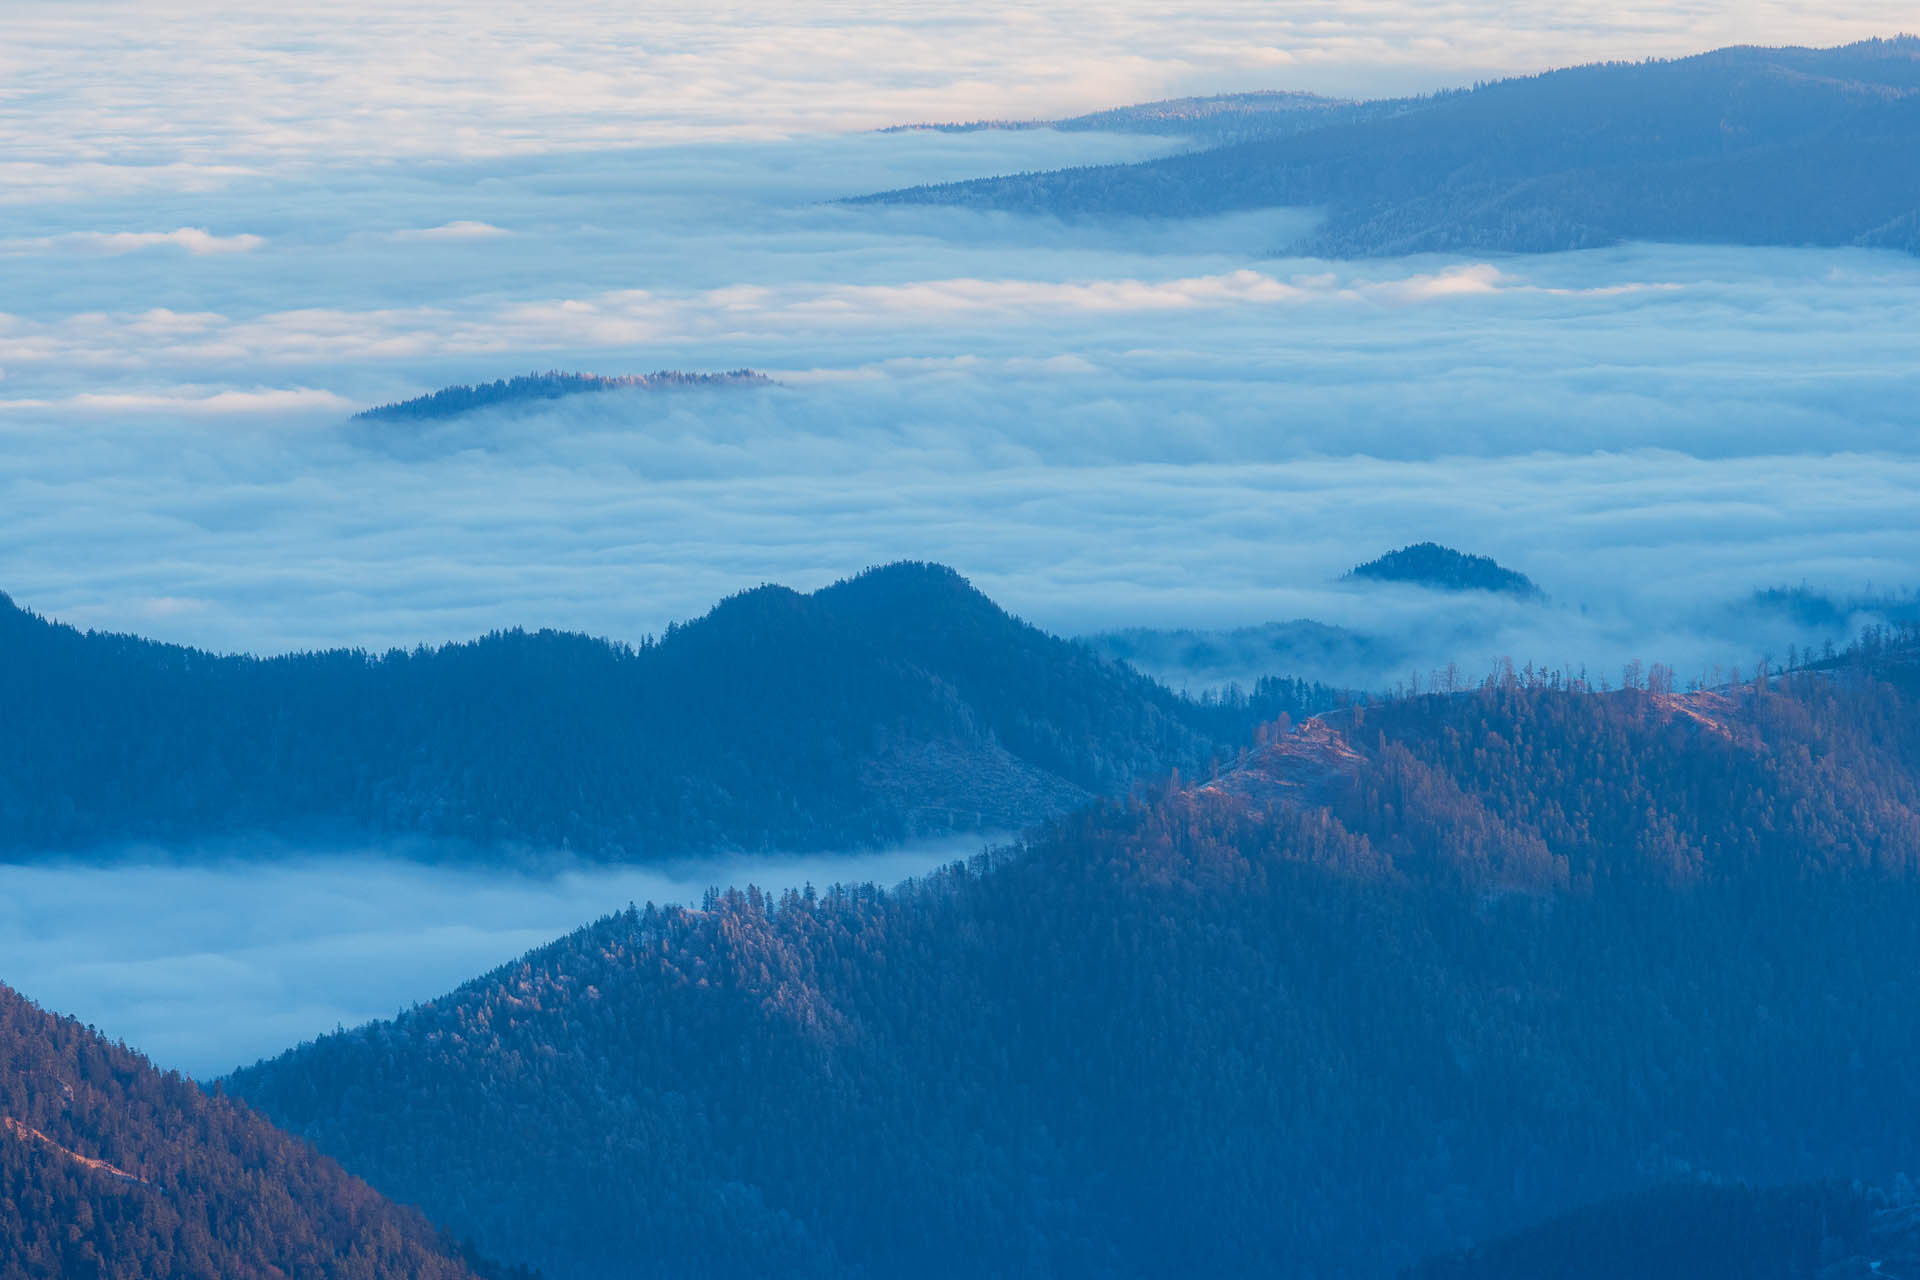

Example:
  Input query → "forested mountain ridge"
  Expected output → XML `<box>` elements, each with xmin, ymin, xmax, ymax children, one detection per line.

<box><xmin>0</xmin><ymin>982</ymin><xmax>511</xmax><ymax>1280</ymax></box>
<box><xmin>856</xmin><ymin>39</ymin><xmax>1920</xmax><ymax>256</ymax></box>
<box><xmin>230</xmin><ymin>641</ymin><xmax>1920</xmax><ymax>1280</ymax></box>
<box><xmin>0</xmin><ymin>563</ymin><xmax>1334</xmax><ymax>859</ymax></box>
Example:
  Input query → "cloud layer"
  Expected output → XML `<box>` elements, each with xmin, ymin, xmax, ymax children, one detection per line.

<box><xmin>1</xmin><ymin>184</ymin><xmax>1916</xmax><ymax>675</ymax></box>
<box><xmin>8</xmin><ymin>0</ymin><xmax>1914</xmax><ymax>175</ymax></box>
<box><xmin>0</xmin><ymin>841</ymin><xmax>987</xmax><ymax>1079</ymax></box>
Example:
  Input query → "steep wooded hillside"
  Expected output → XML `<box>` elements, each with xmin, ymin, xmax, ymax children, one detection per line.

<box><xmin>0</xmin><ymin>982</ymin><xmax>512</xmax><ymax>1280</ymax></box>
<box><xmin>230</xmin><ymin>643</ymin><xmax>1920</xmax><ymax>1279</ymax></box>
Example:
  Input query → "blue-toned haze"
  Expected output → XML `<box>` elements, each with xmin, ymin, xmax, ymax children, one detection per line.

<box><xmin>5</xmin><ymin>0</ymin><xmax>1919</xmax><ymax>1074</ymax></box>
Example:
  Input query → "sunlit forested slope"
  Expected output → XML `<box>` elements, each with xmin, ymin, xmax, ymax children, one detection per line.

<box><xmin>230</xmin><ymin>632</ymin><xmax>1920</xmax><ymax>1279</ymax></box>
<box><xmin>0</xmin><ymin>563</ymin><xmax>1335</xmax><ymax>859</ymax></box>
<box><xmin>859</xmin><ymin>39</ymin><xmax>1920</xmax><ymax>256</ymax></box>
<box><xmin>0</xmin><ymin>983</ymin><xmax>514</xmax><ymax>1280</ymax></box>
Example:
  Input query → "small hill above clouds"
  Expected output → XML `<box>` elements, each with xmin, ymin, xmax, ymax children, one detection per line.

<box><xmin>0</xmin><ymin>564</ymin><xmax>1292</xmax><ymax>861</ymax></box>
<box><xmin>1344</xmin><ymin>542</ymin><xmax>1543</xmax><ymax>597</ymax></box>
<box><xmin>0</xmin><ymin>982</ymin><xmax>509</xmax><ymax>1280</ymax></box>
<box><xmin>355</xmin><ymin>369</ymin><xmax>770</xmax><ymax>423</ymax></box>
<box><xmin>854</xmin><ymin>39</ymin><xmax>1920</xmax><ymax>257</ymax></box>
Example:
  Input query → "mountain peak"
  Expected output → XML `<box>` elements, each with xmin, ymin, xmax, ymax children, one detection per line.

<box><xmin>1343</xmin><ymin>543</ymin><xmax>1542</xmax><ymax>598</ymax></box>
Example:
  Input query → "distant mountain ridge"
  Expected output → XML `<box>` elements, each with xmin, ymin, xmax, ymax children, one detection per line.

<box><xmin>356</xmin><ymin>369</ymin><xmax>770</xmax><ymax>422</ymax></box>
<box><xmin>879</xmin><ymin>91</ymin><xmax>1387</xmax><ymax>147</ymax></box>
<box><xmin>0</xmin><ymin>982</ymin><xmax>508</xmax><ymax>1280</ymax></box>
<box><xmin>855</xmin><ymin>39</ymin><xmax>1920</xmax><ymax>256</ymax></box>
<box><xmin>0</xmin><ymin>563</ymin><xmax>1331</xmax><ymax>860</ymax></box>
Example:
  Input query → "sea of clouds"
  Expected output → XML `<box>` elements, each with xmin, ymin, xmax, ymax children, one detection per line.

<box><xmin>5</xmin><ymin>0</ymin><xmax>1919</xmax><ymax>1073</ymax></box>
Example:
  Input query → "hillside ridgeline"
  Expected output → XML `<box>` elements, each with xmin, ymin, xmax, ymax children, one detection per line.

<box><xmin>0</xmin><ymin>563</ymin><xmax>1337</xmax><ymax>860</ymax></box>
<box><xmin>230</xmin><ymin>632</ymin><xmax>1920</xmax><ymax>1279</ymax></box>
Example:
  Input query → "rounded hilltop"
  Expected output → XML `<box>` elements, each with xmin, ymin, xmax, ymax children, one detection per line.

<box><xmin>1343</xmin><ymin>542</ymin><xmax>1542</xmax><ymax>598</ymax></box>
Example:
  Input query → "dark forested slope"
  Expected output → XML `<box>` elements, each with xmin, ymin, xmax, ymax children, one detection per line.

<box><xmin>230</xmin><ymin>646</ymin><xmax>1920</xmax><ymax>1280</ymax></box>
<box><xmin>0</xmin><ymin>563</ymin><xmax>1326</xmax><ymax>859</ymax></box>
<box><xmin>858</xmin><ymin>39</ymin><xmax>1920</xmax><ymax>256</ymax></box>
<box><xmin>1344</xmin><ymin>542</ymin><xmax>1542</xmax><ymax>597</ymax></box>
<box><xmin>1404</xmin><ymin>1179</ymin><xmax>1920</xmax><ymax>1280</ymax></box>
<box><xmin>354</xmin><ymin>370</ymin><xmax>769</xmax><ymax>423</ymax></box>
<box><xmin>0</xmin><ymin>983</ymin><xmax>506</xmax><ymax>1280</ymax></box>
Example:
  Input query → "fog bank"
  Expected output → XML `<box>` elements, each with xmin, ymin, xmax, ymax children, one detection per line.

<box><xmin>0</xmin><ymin>839</ymin><xmax>990</xmax><ymax>1079</ymax></box>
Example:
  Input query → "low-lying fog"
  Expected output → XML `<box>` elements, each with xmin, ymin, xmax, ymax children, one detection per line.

<box><xmin>0</xmin><ymin>838</ymin><xmax>990</xmax><ymax>1080</ymax></box>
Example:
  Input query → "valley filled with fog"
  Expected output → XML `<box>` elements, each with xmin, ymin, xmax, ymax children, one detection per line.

<box><xmin>0</xmin><ymin>839</ymin><xmax>987</xmax><ymax>1079</ymax></box>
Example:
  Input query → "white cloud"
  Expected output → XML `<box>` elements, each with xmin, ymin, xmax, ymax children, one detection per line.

<box><xmin>0</xmin><ymin>253</ymin><xmax>1858</xmax><ymax>373</ymax></box>
<box><xmin>0</xmin><ymin>229</ymin><xmax>264</xmax><ymax>257</ymax></box>
<box><xmin>0</xmin><ymin>386</ymin><xmax>352</xmax><ymax>413</ymax></box>
<box><xmin>390</xmin><ymin>221</ymin><xmax>511</xmax><ymax>241</ymax></box>
<box><xmin>4</xmin><ymin>0</ymin><xmax>1913</xmax><ymax>177</ymax></box>
<box><xmin>71</xmin><ymin>228</ymin><xmax>263</xmax><ymax>255</ymax></box>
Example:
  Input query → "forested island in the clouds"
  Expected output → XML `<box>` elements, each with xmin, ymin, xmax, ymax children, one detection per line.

<box><xmin>857</xmin><ymin>39</ymin><xmax>1920</xmax><ymax>256</ymax></box>
<box><xmin>356</xmin><ymin>369</ymin><xmax>771</xmax><ymax>423</ymax></box>
<box><xmin>1344</xmin><ymin>543</ymin><xmax>1543</xmax><ymax>597</ymax></box>
<box><xmin>1081</xmin><ymin>545</ymin><xmax>1540</xmax><ymax>691</ymax></box>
